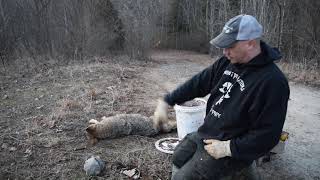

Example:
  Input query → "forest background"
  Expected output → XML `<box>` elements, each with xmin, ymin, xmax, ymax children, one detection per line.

<box><xmin>0</xmin><ymin>0</ymin><xmax>319</xmax><ymax>76</ymax></box>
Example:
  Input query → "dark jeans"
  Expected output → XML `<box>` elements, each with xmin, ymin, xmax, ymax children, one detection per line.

<box><xmin>172</xmin><ymin>132</ymin><xmax>258</xmax><ymax>180</ymax></box>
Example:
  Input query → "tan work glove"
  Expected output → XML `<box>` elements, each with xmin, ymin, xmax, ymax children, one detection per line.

<box><xmin>204</xmin><ymin>139</ymin><xmax>232</xmax><ymax>159</ymax></box>
<box><xmin>153</xmin><ymin>98</ymin><xmax>169</xmax><ymax>131</ymax></box>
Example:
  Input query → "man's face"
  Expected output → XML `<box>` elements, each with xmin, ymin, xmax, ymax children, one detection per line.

<box><xmin>223</xmin><ymin>41</ymin><xmax>250</xmax><ymax>64</ymax></box>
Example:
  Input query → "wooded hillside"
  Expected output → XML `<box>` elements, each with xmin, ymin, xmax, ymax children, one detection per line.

<box><xmin>0</xmin><ymin>0</ymin><xmax>319</xmax><ymax>67</ymax></box>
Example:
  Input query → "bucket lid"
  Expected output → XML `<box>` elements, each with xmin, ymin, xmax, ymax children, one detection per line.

<box><xmin>155</xmin><ymin>137</ymin><xmax>180</xmax><ymax>154</ymax></box>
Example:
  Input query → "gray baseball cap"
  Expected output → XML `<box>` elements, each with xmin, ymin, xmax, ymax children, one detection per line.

<box><xmin>210</xmin><ymin>14</ymin><xmax>263</xmax><ymax>48</ymax></box>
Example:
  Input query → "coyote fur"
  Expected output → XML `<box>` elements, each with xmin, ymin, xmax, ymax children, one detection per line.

<box><xmin>86</xmin><ymin>114</ymin><xmax>176</xmax><ymax>145</ymax></box>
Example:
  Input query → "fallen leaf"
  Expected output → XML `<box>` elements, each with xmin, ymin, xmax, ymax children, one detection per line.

<box><xmin>36</xmin><ymin>105</ymin><xmax>44</xmax><ymax>109</ymax></box>
<box><xmin>49</xmin><ymin>121</ymin><xmax>56</xmax><ymax>128</ymax></box>
<box><xmin>74</xmin><ymin>146</ymin><xmax>86</xmax><ymax>151</ymax></box>
<box><xmin>25</xmin><ymin>148</ymin><xmax>32</xmax><ymax>154</ymax></box>
<box><xmin>121</xmin><ymin>168</ymin><xmax>140</xmax><ymax>179</ymax></box>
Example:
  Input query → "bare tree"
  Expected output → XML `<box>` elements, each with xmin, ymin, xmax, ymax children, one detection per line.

<box><xmin>0</xmin><ymin>0</ymin><xmax>318</xmax><ymax>67</ymax></box>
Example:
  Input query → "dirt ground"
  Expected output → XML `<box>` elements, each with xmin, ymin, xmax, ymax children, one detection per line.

<box><xmin>0</xmin><ymin>50</ymin><xmax>319</xmax><ymax>180</ymax></box>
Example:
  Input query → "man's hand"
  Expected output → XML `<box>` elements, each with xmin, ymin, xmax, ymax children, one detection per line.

<box><xmin>153</xmin><ymin>99</ymin><xmax>169</xmax><ymax>131</ymax></box>
<box><xmin>203</xmin><ymin>139</ymin><xmax>231</xmax><ymax>159</ymax></box>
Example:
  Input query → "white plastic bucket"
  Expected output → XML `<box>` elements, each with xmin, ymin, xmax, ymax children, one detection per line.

<box><xmin>174</xmin><ymin>98</ymin><xmax>207</xmax><ymax>139</ymax></box>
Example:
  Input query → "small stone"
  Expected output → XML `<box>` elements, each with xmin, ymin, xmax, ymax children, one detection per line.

<box><xmin>35</xmin><ymin>98</ymin><xmax>39</xmax><ymax>101</ymax></box>
<box><xmin>95</xmin><ymin>100</ymin><xmax>103</xmax><ymax>105</ymax></box>
<box><xmin>1</xmin><ymin>143</ymin><xmax>8</xmax><ymax>149</ymax></box>
<box><xmin>2</xmin><ymin>95</ymin><xmax>8</xmax><ymax>99</ymax></box>
<box><xmin>47</xmin><ymin>69</ymin><xmax>53</xmax><ymax>74</ymax></box>
<box><xmin>34</xmin><ymin>74</ymin><xmax>42</xmax><ymax>79</ymax></box>
<box><xmin>84</xmin><ymin>156</ymin><xmax>105</xmax><ymax>176</ymax></box>
<box><xmin>9</xmin><ymin>147</ymin><xmax>17</xmax><ymax>151</ymax></box>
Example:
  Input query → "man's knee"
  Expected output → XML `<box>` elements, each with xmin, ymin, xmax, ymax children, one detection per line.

<box><xmin>172</xmin><ymin>133</ymin><xmax>198</xmax><ymax>168</ymax></box>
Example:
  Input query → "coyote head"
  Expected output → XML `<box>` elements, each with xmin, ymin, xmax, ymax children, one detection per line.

<box><xmin>86</xmin><ymin>119</ymin><xmax>99</xmax><ymax>145</ymax></box>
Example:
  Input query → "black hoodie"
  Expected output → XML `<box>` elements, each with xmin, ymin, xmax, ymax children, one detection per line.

<box><xmin>164</xmin><ymin>41</ymin><xmax>290</xmax><ymax>164</ymax></box>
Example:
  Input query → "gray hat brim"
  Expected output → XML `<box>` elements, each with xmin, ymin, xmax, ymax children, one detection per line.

<box><xmin>210</xmin><ymin>32</ymin><xmax>237</xmax><ymax>48</ymax></box>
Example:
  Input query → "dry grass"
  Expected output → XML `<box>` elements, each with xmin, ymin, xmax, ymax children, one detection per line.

<box><xmin>62</xmin><ymin>99</ymin><xmax>83</xmax><ymax>111</ymax></box>
<box><xmin>0</xmin><ymin>55</ymin><xmax>171</xmax><ymax>180</ymax></box>
<box><xmin>278</xmin><ymin>62</ymin><xmax>320</xmax><ymax>87</ymax></box>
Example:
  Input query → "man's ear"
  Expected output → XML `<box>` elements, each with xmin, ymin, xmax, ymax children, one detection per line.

<box><xmin>248</xmin><ymin>39</ymin><xmax>259</xmax><ymax>49</ymax></box>
<box><xmin>246</xmin><ymin>40</ymin><xmax>253</xmax><ymax>49</ymax></box>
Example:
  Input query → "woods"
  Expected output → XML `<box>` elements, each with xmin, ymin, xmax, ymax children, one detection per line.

<box><xmin>0</xmin><ymin>0</ymin><xmax>319</xmax><ymax>67</ymax></box>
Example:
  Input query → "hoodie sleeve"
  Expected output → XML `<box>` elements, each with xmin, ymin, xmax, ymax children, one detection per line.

<box><xmin>164</xmin><ymin>58</ymin><xmax>225</xmax><ymax>106</ymax></box>
<box><xmin>230</xmin><ymin>75</ymin><xmax>290</xmax><ymax>162</ymax></box>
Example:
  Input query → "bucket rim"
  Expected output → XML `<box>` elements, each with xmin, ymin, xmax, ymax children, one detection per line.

<box><xmin>174</xmin><ymin>98</ymin><xmax>207</xmax><ymax>112</ymax></box>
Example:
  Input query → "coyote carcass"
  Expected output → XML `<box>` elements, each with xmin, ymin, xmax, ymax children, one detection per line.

<box><xmin>86</xmin><ymin>114</ymin><xmax>176</xmax><ymax>145</ymax></box>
